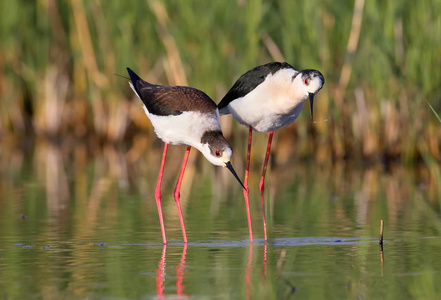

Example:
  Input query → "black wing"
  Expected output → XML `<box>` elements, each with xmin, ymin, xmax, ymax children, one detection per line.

<box><xmin>127</xmin><ymin>68</ymin><xmax>217</xmax><ymax>116</ymax></box>
<box><xmin>218</xmin><ymin>62</ymin><xmax>294</xmax><ymax>109</ymax></box>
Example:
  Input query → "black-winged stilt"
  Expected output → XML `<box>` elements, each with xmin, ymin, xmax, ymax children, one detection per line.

<box><xmin>218</xmin><ymin>62</ymin><xmax>325</xmax><ymax>241</ymax></box>
<box><xmin>127</xmin><ymin>68</ymin><xmax>245</xmax><ymax>244</ymax></box>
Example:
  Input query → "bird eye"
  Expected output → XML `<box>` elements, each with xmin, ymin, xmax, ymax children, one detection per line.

<box><xmin>215</xmin><ymin>151</ymin><xmax>221</xmax><ymax>157</ymax></box>
<box><xmin>304</xmin><ymin>78</ymin><xmax>309</xmax><ymax>85</ymax></box>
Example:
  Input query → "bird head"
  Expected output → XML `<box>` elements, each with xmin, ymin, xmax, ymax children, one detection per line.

<box><xmin>293</xmin><ymin>69</ymin><xmax>325</xmax><ymax>122</ymax></box>
<box><xmin>199</xmin><ymin>131</ymin><xmax>245</xmax><ymax>190</ymax></box>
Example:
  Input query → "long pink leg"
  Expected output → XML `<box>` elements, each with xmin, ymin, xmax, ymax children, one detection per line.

<box><xmin>174</xmin><ymin>146</ymin><xmax>191</xmax><ymax>243</ymax></box>
<box><xmin>244</xmin><ymin>126</ymin><xmax>254</xmax><ymax>242</ymax></box>
<box><xmin>155</xmin><ymin>143</ymin><xmax>168</xmax><ymax>245</ymax></box>
<box><xmin>259</xmin><ymin>131</ymin><xmax>274</xmax><ymax>242</ymax></box>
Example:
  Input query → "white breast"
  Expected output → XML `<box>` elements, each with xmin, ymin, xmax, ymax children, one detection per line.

<box><xmin>227</xmin><ymin>69</ymin><xmax>308</xmax><ymax>132</ymax></box>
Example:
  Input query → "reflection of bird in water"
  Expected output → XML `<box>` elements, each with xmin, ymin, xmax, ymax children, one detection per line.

<box><xmin>156</xmin><ymin>244</ymin><xmax>188</xmax><ymax>297</ymax></box>
<box><xmin>276</xmin><ymin>249</ymin><xmax>297</xmax><ymax>299</ymax></box>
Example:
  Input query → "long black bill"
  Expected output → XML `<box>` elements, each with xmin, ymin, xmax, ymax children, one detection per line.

<box><xmin>309</xmin><ymin>93</ymin><xmax>314</xmax><ymax>122</ymax></box>
<box><xmin>225</xmin><ymin>161</ymin><xmax>246</xmax><ymax>190</ymax></box>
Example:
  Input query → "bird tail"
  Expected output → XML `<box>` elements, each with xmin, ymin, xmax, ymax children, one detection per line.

<box><xmin>127</xmin><ymin>68</ymin><xmax>142</xmax><ymax>99</ymax></box>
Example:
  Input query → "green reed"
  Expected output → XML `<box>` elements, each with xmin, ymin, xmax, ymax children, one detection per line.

<box><xmin>427</xmin><ymin>100</ymin><xmax>441</xmax><ymax>123</ymax></box>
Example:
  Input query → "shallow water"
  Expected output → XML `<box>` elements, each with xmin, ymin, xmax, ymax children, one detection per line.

<box><xmin>1</xmin><ymin>145</ymin><xmax>441</xmax><ymax>299</ymax></box>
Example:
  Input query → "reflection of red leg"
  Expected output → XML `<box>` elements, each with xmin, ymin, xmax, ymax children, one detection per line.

<box><xmin>174</xmin><ymin>146</ymin><xmax>191</xmax><ymax>243</ymax></box>
<box><xmin>156</xmin><ymin>244</ymin><xmax>167</xmax><ymax>297</ymax></box>
<box><xmin>259</xmin><ymin>131</ymin><xmax>273</xmax><ymax>242</ymax></box>
<box><xmin>176</xmin><ymin>243</ymin><xmax>188</xmax><ymax>295</ymax></box>
<box><xmin>156</xmin><ymin>143</ymin><xmax>168</xmax><ymax>245</ymax></box>
<box><xmin>261</xmin><ymin>242</ymin><xmax>268</xmax><ymax>279</ymax></box>
<box><xmin>245</xmin><ymin>244</ymin><xmax>253</xmax><ymax>300</ymax></box>
<box><xmin>244</xmin><ymin>126</ymin><xmax>254</xmax><ymax>242</ymax></box>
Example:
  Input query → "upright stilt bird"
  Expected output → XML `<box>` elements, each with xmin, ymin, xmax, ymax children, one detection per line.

<box><xmin>218</xmin><ymin>62</ymin><xmax>325</xmax><ymax>241</ymax></box>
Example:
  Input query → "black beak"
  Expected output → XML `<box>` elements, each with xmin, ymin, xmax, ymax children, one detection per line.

<box><xmin>225</xmin><ymin>161</ymin><xmax>246</xmax><ymax>190</ymax></box>
<box><xmin>309</xmin><ymin>93</ymin><xmax>314</xmax><ymax>122</ymax></box>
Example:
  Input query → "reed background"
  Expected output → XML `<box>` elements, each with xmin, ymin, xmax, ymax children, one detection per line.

<box><xmin>0</xmin><ymin>0</ymin><xmax>440</xmax><ymax>166</ymax></box>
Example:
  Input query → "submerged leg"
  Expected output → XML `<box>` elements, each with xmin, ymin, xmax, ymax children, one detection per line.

<box><xmin>155</xmin><ymin>143</ymin><xmax>168</xmax><ymax>245</ymax></box>
<box><xmin>259</xmin><ymin>131</ymin><xmax>274</xmax><ymax>242</ymax></box>
<box><xmin>244</xmin><ymin>126</ymin><xmax>254</xmax><ymax>242</ymax></box>
<box><xmin>174</xmin><ymin>146</ymin><xmax>191</xmax><ymax>243</ymax></box>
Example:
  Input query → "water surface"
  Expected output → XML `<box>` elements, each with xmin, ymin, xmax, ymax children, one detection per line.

<box><xmin>1</xmin><ymin>145</ymin><xmax>441</xmax><ymax>299</ymax></box>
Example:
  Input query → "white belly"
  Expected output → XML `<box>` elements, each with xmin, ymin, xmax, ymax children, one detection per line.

<box><xmin>228</xmin><ymin>98</ymin><xmax>305</xmax><ymax>132</ymax></box>
<box><xmin>144</xmin><ymin>105</ymin><xmax>221</xmax><ymax>146</ymax></box>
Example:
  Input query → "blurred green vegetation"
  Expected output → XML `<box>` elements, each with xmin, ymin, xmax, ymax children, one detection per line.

<box><xmin>0</xmin><ymin>0</ymin><xmax>440</xmax><ymax>164</ymax></box>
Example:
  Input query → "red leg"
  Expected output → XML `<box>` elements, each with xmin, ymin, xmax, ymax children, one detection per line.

<box><xmin>155</xmin><ymin>143</ymin><xmax>168</xmax><ymax>245</ymax></box>
<box><xmin>174</xmin><ymin>146</ymin><xmax>191</xmax><ymax>243</ymax></box>
<box><xmin>259</xmin><ymin>131</ymin><xmax>273</xmax><ymax>242</ymax></box>
<box><xmin>244</xmin><ymin>126</ymin><xmax>254</xmax><ymax>242</ymax></box>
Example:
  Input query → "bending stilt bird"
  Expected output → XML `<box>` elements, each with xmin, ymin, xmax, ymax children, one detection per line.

<box><xmin>127</xmin><ymin>68</ymin><xmax>245</xmax><ymax>244</ymax></box>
